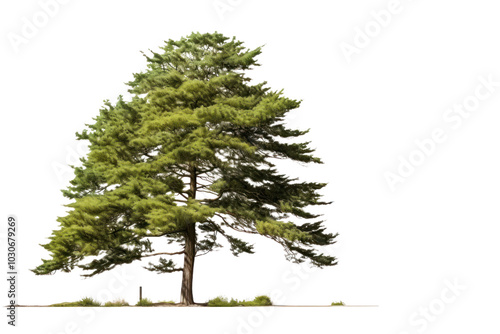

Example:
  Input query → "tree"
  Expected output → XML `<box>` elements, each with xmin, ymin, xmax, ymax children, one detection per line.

<box><xmin>33</xmin><ymin>32</ymin><xmax>338</xmax><ymax>305</ymax></box>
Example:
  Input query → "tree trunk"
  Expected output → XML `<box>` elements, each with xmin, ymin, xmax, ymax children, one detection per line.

<box><xmin>180</xmin><ymin>165</ymin><xmax>197</xmax><ymax>305</ymax></box>
<box><xmin>180</xmin><ymin>222</ymin><xmax>196</xmax><ymax>305</ymax></box>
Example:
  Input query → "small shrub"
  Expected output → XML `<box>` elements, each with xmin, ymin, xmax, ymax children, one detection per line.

<box><xmin>79</xmin><ymin>297</ymin><xmax>102</xmax><ymax>307</ymax></box>
<box><xmin>136</xmin><ymin>298</ymin><xmax>154</xmax><ymax>306</ymax></box>
<box><xmin>104</xmin><ymin>299</ymin><xmax>129</xmax><ymax>307</ymax></box>
<box><xmin>50</xmin><ymin>297</ymin><xmax>101</xmax><ymax>307</ymax></box>
<box><xmin>331</xmin><ymin>301</ymin><xmax>345</xmax><ymax>306</ymax></box>
<box><xmin>208</xmin><ymin>296</ymin><xmax>231</xmax><ymax>307</ymax></box>
<box><xmin>208</xmin><ymin>295</ymin><xmax>272</xmax><ymax>307</ymax></box>
<box><xmin>252</xmin><ymin>295</ymin><xmax>272</xmax><ymax>306</ymax></box>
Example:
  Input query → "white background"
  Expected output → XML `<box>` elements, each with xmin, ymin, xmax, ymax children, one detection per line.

<box><xmin>1</xmin><ymin>0</ymin><xmax>500</xmax><ymax>333</ymax></box>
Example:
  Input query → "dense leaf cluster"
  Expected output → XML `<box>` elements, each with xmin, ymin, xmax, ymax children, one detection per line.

<box><xmin>33</xmin><ymin>32</ymin><xmax>337</xmax><ymax>277</ymax></box>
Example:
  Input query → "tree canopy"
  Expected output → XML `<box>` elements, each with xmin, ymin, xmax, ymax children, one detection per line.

<box><xmin>33</xmin><ymin>32</ymin><xmax>338</xmax><ymax>304</ymax></box>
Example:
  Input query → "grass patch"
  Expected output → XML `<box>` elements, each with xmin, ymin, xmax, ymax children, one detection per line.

<box><xmin>50</xmin><ymin>297</ymin><xmax>101</xmax><ymax>307</ymax></box>
<box><xmin>50</xmin><ymin>302</ymin><xmax>81</xmax><ymax>307</ymax></box>
<box><xmin>135</xmin><ymin>298</ymin><xmax>154</xmax><ymax>307</ymax></box>
<box><xmin>331</xmin><ymin>301</ymin><xmax>345</xmax><ymax>306</ymax></box>
<box><xmin>104</xmin><ymin>299</ymin><xmax>129</xmax><ymax>307</ymax></box>
<box><xmin>208</xmin><ymin>295</ymin><xmax>272</xmax><ymax>307</ymax></box>
<box><xmin>155</xmin><ymin>300</ymin><xmax>175</xmax><ymax>305</ymax></box>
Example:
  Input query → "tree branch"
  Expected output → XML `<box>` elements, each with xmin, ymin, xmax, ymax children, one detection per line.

<box><xmin>144</xmin><ymin>228</ymin><xmax>187</xmax><ymax>237</ymax></box>
<box><xmin>200</xmin><ymin>192</ymin><xmax>224</xmax><ymax>203</ymax></box>
<box><xmin>142</xmin><ymin>251</ymin><xmax>184</xmax><ymax>258</ymax></box>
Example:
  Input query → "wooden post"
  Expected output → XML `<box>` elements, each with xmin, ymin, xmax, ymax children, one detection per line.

<box><xmin>139</xmin><ymin>286</ymin><xmax>142</xmax><ymax>301</ymax></box>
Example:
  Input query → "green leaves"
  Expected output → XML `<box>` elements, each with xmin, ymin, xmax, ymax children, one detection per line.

<box><xmin>256</xmin><ymin>220</ymin><xmax>311</xmax><ymax>242</ymax></box>
<box><xmin>33</xmin><ymin>32</ymin><xmax>337</xmax><ymax>279</ymax></box>
<box><xmin>145</xmin><ymin>258</ymin><xmax>182</xmax><ymax>274</ymax></box>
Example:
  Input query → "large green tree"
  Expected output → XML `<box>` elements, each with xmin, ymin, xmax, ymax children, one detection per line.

<box><xmin>33</xmin><ymin>32</ymin><xmax>338</xmax><ymax>305</ymax></box>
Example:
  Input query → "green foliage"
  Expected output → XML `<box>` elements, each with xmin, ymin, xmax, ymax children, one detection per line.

<box><xmin>104</xmin><ymin>299</ymin><xmax>129</xmax><ymax>307</ymax></box>
<box><xmin>145</xmin><ymin>257</ymin><xmax>182</xmax><ymax>274</ymax></box>
<box><xmin>50</xmin><ymin>297</ymin><xmax>101</xmax><ymax>307</ymax></box>
<box><xmin>33</xmin><ymin>32</ymin><xmax>337</xmax><ymax>282</ymax></box>
<box><xmin>156</xmin><ymin>300</ymin><xmax>176</xmax><ymax>305</ymax></box>
<box><xmin>136</xmin><ymin>298</ymin><xmax>154</xmax><ymax>306</ymax></box>
<box><xmin>207</xmin><ymin>296</ymin><xmax>236</xmax><ymax>307</ymax></box>
<box><xmin>253</xmin><ymin>295</ymin><xmax>273</xmax><ymax>306</ymax></box>
<box><xmin>78</xmin><ymin>297</ymin><xmax>102</xmax><ymax>307</ymax></box>
<box><xmin>331</xmin><ymin>301</ymin><xmax>345</xmax><ymax>306</ymax></box>
<box><xmin>208</xmin><ymin>295</ymin><xmax>272</xmax><ymax>307</ymax></box>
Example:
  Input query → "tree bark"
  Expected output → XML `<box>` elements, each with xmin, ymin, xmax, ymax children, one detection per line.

<box><xmin>180</xmin><ymin>222</ymin><xmax>196</xmax><ymax>305</ymax></box>
<box><xmin>180</xmin><ymin>165</ymin><xmax>197</xmax><ymax>305</ymax></box>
